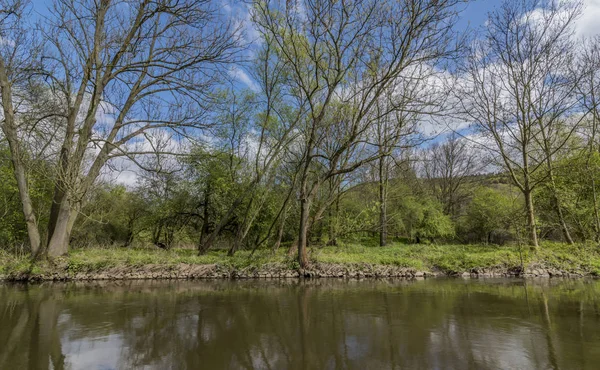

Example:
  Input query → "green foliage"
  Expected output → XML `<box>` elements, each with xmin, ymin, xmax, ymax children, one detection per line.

<box><xmin>339</xmin><ymin>179</ymin><xmax>455</xmax><ymax>243</ymax></box>
<box><xmin>72</xmin><ymin>185</ymin><xmax>148</xmax><ymax>247</ymax></box>
<box><xmin>535</xmin><ymin>150</ymin><xmax>600</xmax><ymax>240</ymax></box>
<box><xmin>410</xmin><ymin>198</ymin><xmax>455</xmax><ymax>241</ymax></box>
<box><xmin>462</xmin><ymin>186</ymin><xmax>522</xmax><ymax>243</ymax></box>
<box><xmin>0</xmin><ymin>144</ymin><xmax>53</xmax><ymax>250</ymax></box>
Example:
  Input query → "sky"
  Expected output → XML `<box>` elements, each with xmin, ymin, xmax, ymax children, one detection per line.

<box><xmin>22</xmin><ymin>0</ymin><xmax>600</xmax><ymax>185</ymax></box>
<box><xmin>122</xmin><ymin>0</ymin><xmax>600</xmax><ymax>184</ymax></box>
<box><xmin>456</xmin><ymin>0</ymin><xmax>499</xmax><ymax>30</ymax></box>
<box><xmin>222</xmin><ymin>0</ymin><xmax>502</xmax><ymax>102</ymax></box>
<box><xmin>226</xmin><ymin>0</ymin><xmax>600</xmax><ymax>91</ymax></box>
<box><xmin>455</xmin><ymin>0</ymin><xmax>600</xmax><ymax>37</ymax></box>
<box><xmin>27</xmin><ymin>0</ymin><xmax>600</xmax><ymax>95</ymax></box>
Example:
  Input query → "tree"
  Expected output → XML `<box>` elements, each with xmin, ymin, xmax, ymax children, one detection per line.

<box><xmin>422</xmin><ymin>133</ymin><xmax>483</xmax><ymax>219</ymax></box>
<box><xmin>0</xmin><ymin>0</ymin><xmax>43</xmax><ymax>254</ymax></box>
<box><xmin>196</xmin><ymin>33</ymin><xmax>302</xmax><ymax>255</ymax></box>
<box><xmin>576</xmin><ymin>37</ymin><xmax>600</xmax><ymax>240</ymax></box>
<box><xmin>463</xmin><ymin>186</ymin><xmax>521</xmax><ymax>244</ymax></box>
<box><xmin>3</xmin><ymin>0</ymin><xmax>242</xmax><ymax>258</ymax></box>
<box><xmin>372</xmin><ymin>68</ymin><xmax>437</xmax><ymax>247</ymax></box>
<box><xmin>71</xmin><ymin>184</ymin><xmax>147</xmax><ymax>247</ymax></box>
<box><xmin>254</xmin><ymin>0</ymin><xmax>465</xmax><ymax>267</ymax></box>
<box><xmin>459</xmin><ymin>0</ymin><xmax>584</xmax><ymax>248</ymax></box>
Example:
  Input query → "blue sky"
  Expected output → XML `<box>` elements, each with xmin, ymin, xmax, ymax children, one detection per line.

<box><xmin>20</xmin><ymin>0</ymin><xmax>599</xmax><ymax>184</ymax></box>
<box><xmin>456</xmin><ymin>0</ymin><xmax>498</xmax><ymax>30</ymax></box>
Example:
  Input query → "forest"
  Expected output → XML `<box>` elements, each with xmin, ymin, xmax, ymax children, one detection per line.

<box><xmin>1</xmin><ymin>0</ymin><xmax>600</xmax><ymax>271</ymax></box>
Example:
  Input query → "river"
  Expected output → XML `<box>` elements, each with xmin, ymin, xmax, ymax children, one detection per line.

<box><xmin>1</xmin><ymin>278</ymin><xmax>599</xmax><ymax>369</ymax></box>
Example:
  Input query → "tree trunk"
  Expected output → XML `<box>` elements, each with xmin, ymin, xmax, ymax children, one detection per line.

<box><xmin>198</xmin><ymin>179</ymin><xmax>254</xmax><ymax>254</ymax></box>
<box><xmin>298</xmin><ymin>196</ymin><xmax>310</xmax><ymax>268</ymax></box>
<box><xmin>198</xmin><ymin>197</ymin><xmax>241</xmax><ymax>254</ymax></box>
<box><xmin>546</xmin><ymin>161</ymin><xmax>574</xmax><ymax>244</ymax></box>
<box><xmin>586</xmin><ymin>152</ymin><xmax>600</xmax><ymax>242</ymax></box>
<box><xmin>47</xmin><ymin>182</ymin><xmax>66</xmax><ymax>250</ymax></box>
<box><xmin>0</xmin><ymin>59</ymin><xmax>42</xmax><ymax>256</ymax></box>
<box><xmin>326</xmin><ymin>183</ymin><xmax>341</xmax><ymax>246</ymax></box>
<box><xmin>273</xmin><ymin>215</ymin><xmax>286</xmax><ymax>251</ymax></box>
<box><xmin>524</xmin><ymin>187</ymin><xmax>539</xmax><ymax>249</ymax></box>
<box><xmin>46</xmin><ymin>199</ymin><xmax>73</xmax><ymax>258</ymax></box>
<box><xmin>592</xmin><ymin>176</ymin><xmax>600</xmax><ymax>242</ymax></box>
<box><xmin>327</xmin><ymin>206</ymin><xmax>334</xmax><ymax>243</ymax></box>
<box><xmin>229</xmin><ymin>196</ymin><xmax>257</xmax><ymax>256</ymax></box>
<box><xmin>553</xmin><ymin>190</ymin><xmax>573</xmax><ymax>244</ymax></box>
<box><xmin>379</xmin><ymin>155</ymin><xmax>387</xmax><ymax>247</ymax></box>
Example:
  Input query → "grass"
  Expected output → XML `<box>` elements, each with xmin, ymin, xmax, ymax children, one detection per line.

<box><xmin>2</xmin><ymin>240</ymin><xmax>600</xmax><ymax>277</ymax></box>
<box><xmin>324</xmin><ymin>240</ymin><xmax>600</xmax><ymax>275</ymax></box>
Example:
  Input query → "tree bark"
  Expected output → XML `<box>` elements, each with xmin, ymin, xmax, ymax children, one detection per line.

<box><xmin>524</xmin><ymin>187</ymin><xmax>539</xmax><ymax>249</ymax></box>
<box><xmin>591</xmin><ymin>176</ymin><xmax>600</xmax><ymax>242</ymax></box>
<box><xmin>544</xmin><ymin>147</ymin><xmax>574</xmax><ymax>244</ymax></box>
<box><xmin>273</xmin><ymin>214</ymin><xmax>286</xmax><ymax>251</ymax></box>
<box><xmin>46</xmin><ymin>198</ymin><xmax>73</xmax><ymax>258</ymax></box>
<box><xmin>297</xmin><ymin>195</ymin><xmax>310</xmax><ymax>269</ymax></box>
<box><xmin>379</xmin><ymin>155</ymin><xmax>387</xmax><ymax>247</ymax></box>
<box><xmin>229</xmin><ymin>196</ymin><xmax>256</xmax><ymax>256</ymax></box>
<box><xmin>551</xmin><ymin>186</ymin><xmax>574</xmax><ymax>245</ymax></box>
<box><xmin>198</xmin><ymin>196</ymin><xmax>242</xmax><ymax>254</ymax></box>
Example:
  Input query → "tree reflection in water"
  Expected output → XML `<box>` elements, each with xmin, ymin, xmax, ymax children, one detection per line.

<box><xmin>1</xmin><ymin>278</ymin><xmax>600</xmax><ymax>370</ymax></box>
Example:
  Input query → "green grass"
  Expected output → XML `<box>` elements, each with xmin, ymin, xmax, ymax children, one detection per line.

<box><xmin>2</xmin><ymin>240</ymin><xmax>600</xmax><ymax>277</ymax></box>
<box><xmin>65</xmin><ymin>247</ymin><xmax>294</xmax><ymax>273</ymax></box>
<box><xmin>315</xmin><ymin>240</ymin><xmax>600</xmax><ymax>274</ymax></box>
<box><xmin>314</xmin><ymin>243</ymin><xmax>524</xmax><ymax>272</ymax></box>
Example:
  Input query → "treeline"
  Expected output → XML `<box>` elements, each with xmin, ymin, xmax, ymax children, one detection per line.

<box><xmin>1</xmin><ymin>0</ymin><xmax>599</xmax><ymax>267</ymax></box>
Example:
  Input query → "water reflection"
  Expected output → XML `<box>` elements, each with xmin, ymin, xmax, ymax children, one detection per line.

<box><xmin>1</xmin><ymin>278</ymin><xmax>599</xmax><ymax>370</ymax></box>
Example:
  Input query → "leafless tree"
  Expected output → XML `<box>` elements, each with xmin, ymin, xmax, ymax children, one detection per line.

<box><xmin>459</xmin><ymin>0</ymin><xmax>584</xmax><ymax>248</ymax></box>
<box><xmin>0</xmin><ymin>0</ymin><xmax>44</xmax><ymax>254</ymax></box>
<box><xmin>371</xmin><ymin>66</ymin><xmax>444</xmax><ymax>247</ymax></box>
<box><xmin>197</xmin><ymin>33</ymin><xmax>303</xmax><ymax>255</ymax></box>
<box><xmin>422</xmin><ymin>133</ymin><xmax>483</xmax><ymax>219</ymax></box>
<box><xmin>20</xmin><ymin>0</ymin><xmax>243</xmax><ymax>257</ymax></box>
<box><xmin>577</xmin><ymin>36</ymin><xmax>600</xmax><ymax>240</ymax></box>
<box><xmin>254</xmin><ymin>0</ymin><xmax>465</xmax><ymax>267</ymax></box>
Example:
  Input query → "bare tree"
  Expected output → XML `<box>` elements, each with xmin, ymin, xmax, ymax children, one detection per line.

<box><xmin>459</xmin><ymin>0</ymin><xmax>584</xmax><ymax>248</ymax></box>
<box><xmin>422</xmin><ymin>133</ymin><xmax>483</xmax><ymax>219</ymax></box>
<box><xmin>0</xmin><ymin>0</ymin><xmax>43</xmax><ymax>254</ymax></box>
<box><xmin>28</xmin><ymin>0</ymin><xmax>242</xmax><ymax>257</ymax></box>
<box><xmin>371</xmin><ymin>66</ymin><xmax>444</xmax><ymax>247</ymax></box>
<box><xmin>254</xmin><ymin>0</ymin><xmax>465</xmax><ymax>267</ymax></box>
<box><xmin>577</xmin><ymin>37</ymin><xmax>600</xmax><ymax>240</ymax></box>
<box><xmin>197</xmin><ymin>33</ymin><xmax>302</xmax><ymax>255</ymax></box>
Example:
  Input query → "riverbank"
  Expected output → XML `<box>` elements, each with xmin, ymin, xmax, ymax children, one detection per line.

<box><xmin>1</xmin><ymin>242</ymin><xmax>598</xmax><ymax>281</ymax></box>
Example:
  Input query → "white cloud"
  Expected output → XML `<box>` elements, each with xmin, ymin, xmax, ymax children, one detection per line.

<box><xmin>228</xmin><ymin>66</ymin><xmax>259</xmax><ymax>92</ymax></box>
<box><xmin>100</xmin><ymin>128</ymin><xmax>192</xmax><ymax>187</ymax></box>
<box><xmin>0</xmin><ymin>37</ymin><xmax>16</xmax><ymax>47</ymax></box>
<box><xmin>526</xmin><ymin>0</ymin><xmax>600</xmax><ymax>38</ymax></box>
<box><xmin>576</xmin><ymin>0</ymin><xmax>600</xmax><ymax>37</ymax></box>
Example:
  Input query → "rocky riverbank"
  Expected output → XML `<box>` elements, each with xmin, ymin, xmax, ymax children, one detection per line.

<box><xmin>2</xmin><ymin>243</ymin><xmax>598</xmax><ymax>282</ymax></box>
<box><xmin>0</xmin><ymin>261</ymin><xmax>593</xmax><ymax>282</ymax></box>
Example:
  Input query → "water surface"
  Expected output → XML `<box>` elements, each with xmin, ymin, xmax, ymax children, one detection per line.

<box><xmin>1</xmin><ymin>278</ymin><xmax>599</xmax><ymax>369</ymax></box>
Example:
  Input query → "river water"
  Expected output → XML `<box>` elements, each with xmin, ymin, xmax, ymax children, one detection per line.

<box><xmin>1</xmin><ymin>278</ymin><xmax>599</xmax><ymax>369</ymax></box>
